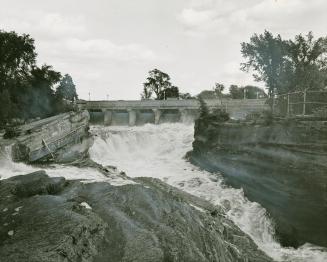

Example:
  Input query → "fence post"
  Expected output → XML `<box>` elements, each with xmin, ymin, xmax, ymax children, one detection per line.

<box><xmin>287</xmin><ymin>93</ymin><xmax>290</xmax><ymax>117</ymax></box>
<box><xmin>302</xmin><ymin>90</ymin><xmax>307</xmax><ymax>116</ymax></box>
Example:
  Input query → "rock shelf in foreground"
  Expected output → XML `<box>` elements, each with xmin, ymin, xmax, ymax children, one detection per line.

<box><xmin>0</xmin><ymin>171</ymin><xmax>272</xmax><ymax>262</ymax></box>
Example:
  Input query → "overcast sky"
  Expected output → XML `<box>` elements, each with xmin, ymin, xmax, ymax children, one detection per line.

<box><xmin>1</xmin><ymin>0</ymin><xmax>326</xmax><ymax>100</ymax></box>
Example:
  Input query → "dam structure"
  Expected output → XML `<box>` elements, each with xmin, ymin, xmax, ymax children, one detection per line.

<box><xmin>78</xmin><ymin>98</ymin><xmax>268</xmax><ymax>125</ymax></box>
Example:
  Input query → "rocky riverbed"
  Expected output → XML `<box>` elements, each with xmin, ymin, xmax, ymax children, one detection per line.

<box><xmin>0</xmin><ymin>168</ymin><xmax>272</xmax><ymax>262</ymax></box>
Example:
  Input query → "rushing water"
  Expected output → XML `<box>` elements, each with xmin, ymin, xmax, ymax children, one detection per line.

<box><xmin>1</xmin><ymin>123</ymin><xmax>327</xmax><ymax>261</ymax></box>
<box><xmin>89</xmin><ymin>123</ymin><xmax>327</xmax><ymax>262</ymax></box>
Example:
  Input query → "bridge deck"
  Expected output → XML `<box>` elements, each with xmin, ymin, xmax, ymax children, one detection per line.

<box><xmin>78</xmin><ymin>99</ymin><xmax>267</xmax><ymax>111</ymax></box>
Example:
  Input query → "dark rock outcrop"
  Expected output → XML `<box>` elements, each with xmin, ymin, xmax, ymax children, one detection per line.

<box><xmin>0</xmin><ymin>171</ymin><xmax>273</xmax><ymax>262</ymax></box>
<box><xmin>189</xmin><ymin>116</ymin><xmax>327</xmax><ymax>248</ymax></box>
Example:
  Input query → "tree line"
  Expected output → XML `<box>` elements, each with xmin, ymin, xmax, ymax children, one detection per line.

<box><xmin>141</xmin><ymin>69</ymin><xmax>267</xmax><ymax>100</ymax></box>
<box><xmin>0</xmin><ymin>30</ymin><xmax>78</xmax><ymax>126</ymax></box>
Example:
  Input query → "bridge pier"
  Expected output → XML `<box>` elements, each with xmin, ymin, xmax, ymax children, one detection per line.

<box><xmin>152</xmin><ymin>109</ymin><xmax>162</xmax><ymax>125</ymax></box>
<box><xmin>128</xmin><ymin>109</ymin><xmax>137</xmax><ymax>126</ymax></box>
<box><xmin>103</xmin><ymin>109</ymin><xmax>112</xmax><ymax>126</ymax></box>
<box><xmin>179</xmin><ymin>109</ymin><xmax>188</xmax><ymax>122</ymax></box>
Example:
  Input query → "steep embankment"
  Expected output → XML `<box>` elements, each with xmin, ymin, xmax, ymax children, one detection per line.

<box><xmin>0</xmin><ymin>170</ymin><xmax>272</xmax><ymax>262</ymax></box>
<box><xmin>189</xmin><ymin>116</ymin><xmax>327</xmax><ymax>248</ymax></box>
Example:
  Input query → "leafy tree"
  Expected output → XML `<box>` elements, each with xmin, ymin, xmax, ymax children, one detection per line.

<box><xmin>56</xmin><ymin>74</ymin><xmax>78</xmax><ymax>102</ymax></box>
<box><xmin>0</xmin><ymin>89</ymin><xmax>13</xmax><ymax>124</ymax></box>
<box><xmin>0</xmin><ymin>30</ymin><xmax>74</xmax><ymax>125</ymax></box>
<box><xmin>165</xmin><ymin>86</ymin><xmax>179</xmax><ymax>99</ymax></box>
<box><xmin>179</xmin><ymin>92</ymin><xmax>194</xmax><ymax>99</ymax></box>
<box><xmin>214</xmin><ymin>83</ymin><xmax>225</xmax><ymax>97</ymax></box>
<box><xmin>197</xmin><ymin>90</ymin><xmax>217</xmax><ymax>99</ymax></box>
<box><xmin>229</xmin><ymin>85</ymin><xmax>243</xmax><ymax>99</ymax></box>
<box><xmin>286</xmin><ymin>32</ymin><xmax>327</xmax><ymax>91</ymax></box>
<box><xmin>25</xmin><ymin>65</ymin><xmax>61</xmax><ymax>118</ymax></box>
<box><xmin>0</xmin><ymin>30</ymin><xmax>36</xmax><ymax>93</ymax></box>
<box><xmin>241</xmin><ymin>30</ymin><xmax>287</xmax><ymax>97</ymax></box>
<box><xmin>142</xmin><ymin>69</ymin><xmax>180</xmax><ymax>100</ymax></box>
<box><xmin>244</xmin><ymin>85</ymin><xmax>267</xmax><ymax>98</ymax></box>
<box><xmin>241</xmin><ymin>30</ymin><xmax>327</xmax><ymax>96</ymax></box>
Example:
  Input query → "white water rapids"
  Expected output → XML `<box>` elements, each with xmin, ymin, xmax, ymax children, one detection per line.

<box><xmin>1</xmin><ymin>123</ymin><xmax>327</xmax><ymax>261</ymax></box>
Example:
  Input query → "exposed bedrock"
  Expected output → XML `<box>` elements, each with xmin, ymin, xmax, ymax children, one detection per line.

<box><xmin>0</xmin><ymin>171</ymin><xmax>272</xmax><ymax>262</ymax></box>
<box><xmin>189</xmin><ymin>118</ymin><xmax>327</xmax><ymax>248</ymax></box>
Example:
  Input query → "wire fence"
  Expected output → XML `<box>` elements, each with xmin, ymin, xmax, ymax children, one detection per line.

<box><xmin>274</xmin><ymin>90</ymin><xmax>327</xmax><ymax>117</ymax></box>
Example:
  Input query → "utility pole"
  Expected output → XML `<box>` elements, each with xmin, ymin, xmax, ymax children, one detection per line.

<box><xmin>243</xmin><ymin>88</ymin><xmax>246</xmax><ymax>100</ymax></box>
<box><xmin>88</xmin><ymin>92</ymin><xmax>91</xmax><ymax>101</ymax></box>
<box><xmin>106</xmin><ymin>94</ymin><xmax>109</xmax><ymax>100</ymax></box>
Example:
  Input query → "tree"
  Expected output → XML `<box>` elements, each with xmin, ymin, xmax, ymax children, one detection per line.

<box><xmin>0</xmin><ymin>30</ymin><xmax>36</xmax><ymax>93</ymax></box>
<box><xmin>142</xmin><ymin>69</ymin><xmax>180</xmax><ymax>100</ymax></box>
<box><xmin>244</xmin><ymin>85</ymin><xmax>267</xmax><ymax>98</ymax></box>
<box><xmin>179</xmin><ymin>92</ymin><xmax>194</xmax><ymax>99</ymax></box>
<box><xmin>214</xmin><ymin>83</ymin><xmax>225</xmax><ymax>97</ymax></box>
<box><xmin>165</xmin><ymin>86</ymin><xmax>179</xmax><ymax>99</ymax></box>
<box><xmin>0</xmin><ymin>89</ymin><xmax>13</xmax><ymax>124</ymax></box>
<box><xmin>0</xmin><ymin>30</ymin><xmax>76</xmax><ymax>123</ymax></box>
<box><xmin>241</xmin><ymin>30</ymin><xmax>288</xmax><ymax>97</ymax></box>
<box><xmin>241</xmin><ymin>30</ymin><xmax>327</xmax><ymax>96</ymax></box>
<box><xmin>229</xmin><ymin>85</ymin><xmax>243</xmax><ymax>99</ymax></box>
<box><xmin>0</xmin><ymin>30</ymin><xmax>37</xmax><ymax>122</ymax></box>
<box><xmin>197</xmin><ymin>90</ymin><xmax>216</xmax><ymax>99</ymax></box>
<box><xmin>56</xmin><ymin>74</ymin><xmax>78</xmax><ymax>102</ymax></box>
<box><xmin>25</xmin><ymin>64</ymin><xmax>61</xmax><ymax>118</ymax></box>
<box><xmin>286</xmin><ymin>32</ymin><xmax>327</xmax><ymax>91</ymax></box>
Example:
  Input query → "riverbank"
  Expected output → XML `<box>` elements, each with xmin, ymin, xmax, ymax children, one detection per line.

<box><xmin>188</xmin><ymin>113</ymin><xmax>327</xmax><ymax>248</ymax></box>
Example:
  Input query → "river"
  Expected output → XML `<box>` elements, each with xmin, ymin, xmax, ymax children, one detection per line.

<box><xmin>1</xmin><ymin>123</ymin><xmax>327</xmax><ymax>261</ymax></box>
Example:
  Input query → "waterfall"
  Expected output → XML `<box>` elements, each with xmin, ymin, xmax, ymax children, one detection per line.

<box><xmin>89</xmin><ymin>123</ymin><xmax>327</xmax><ymax>262</ymax></box>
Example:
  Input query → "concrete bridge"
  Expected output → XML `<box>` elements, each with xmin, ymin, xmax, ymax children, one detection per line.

<box><xmin>77</xmin><ymin>99</ymin><xmax>268</xmax><ymax>125</ymax></box>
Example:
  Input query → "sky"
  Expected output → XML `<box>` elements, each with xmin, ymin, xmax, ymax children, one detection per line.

<box><xmin>1</xmin><ymin>0</ymin><xmax>326</xmax><ymax>100</ymax></box>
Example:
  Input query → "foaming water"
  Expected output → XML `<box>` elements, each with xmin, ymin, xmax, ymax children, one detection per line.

<box><xmin>0</xmin><ymin>146</ymin><xmax>133</xmax><ymax>186</ymax></box>
<box><xmin>89</xmin><ymin>123</ymin><xmax>327</xmax><ymax>262</ymax></box>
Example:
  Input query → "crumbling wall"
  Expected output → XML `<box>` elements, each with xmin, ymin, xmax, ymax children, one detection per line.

<box><xmin>11</xmin><ymin>110</ymin><xmax>92</xmax><ymax>162</ymax></box>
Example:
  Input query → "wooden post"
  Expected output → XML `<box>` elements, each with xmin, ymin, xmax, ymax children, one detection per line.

<box><xmin>302</xmin><ymin>90</ymin><xmax>307</xmax><ymax>116</ymax></box>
